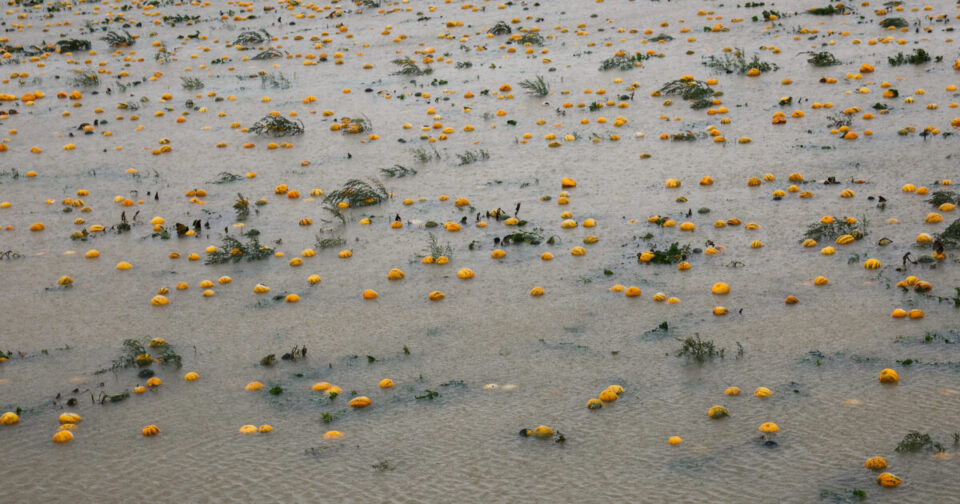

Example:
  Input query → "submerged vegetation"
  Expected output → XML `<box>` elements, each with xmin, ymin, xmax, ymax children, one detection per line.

<box><xmin>703</xmin><ymin>48</ymin><xmax>778</xmax><ymax>74</ymax></box>
<box><xmin>250</xmin><ymin>115</ymin><xmax>305</xmax><ymax>136</ymax></box>
<box><xmin>324</xmin><ymin>178</ymin><xmax>388</xmax><ymax>208</ymax></box>
<box><xmin>205</xmin><ymin>230</ymin><xmax>274</xmax><ymax>264</ymax></box>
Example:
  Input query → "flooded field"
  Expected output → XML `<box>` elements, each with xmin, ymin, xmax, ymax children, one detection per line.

<box><xmin>1</xmin><ymin>0</ymin><xmax>959</xmax><ymax>501</ymax></box>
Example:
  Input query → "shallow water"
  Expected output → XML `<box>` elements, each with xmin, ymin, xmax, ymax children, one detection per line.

<box><xmin>2</xmin><ymin>0</ymin><xmax>960</xmax><ymax>502</ymax></box>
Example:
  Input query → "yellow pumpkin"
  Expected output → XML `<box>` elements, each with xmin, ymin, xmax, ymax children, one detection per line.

<box><xmin>864</xmin><ymin>456</ymin><xmax>888</xmax><ymax>470</ymax></box>
<box><xmin>312</xmin><ymin>382</ymin><xmax>331</xmax><ymax>392</ymax></box>
<box><xmin>708</xmin><ymin>405</ymin><xmax>729</xmax><ymax>419</ymax></box>
<box><xmin>245</xmin><ymin>381</ymin><xmax>264</xmax><ymax>391</ymax></box>
<box><xmin>387</xmin><ymin>268</ymin><xmax>405</xmax><ymax>280</ymax></box>
<box><xmin>146</xmin><ymin>377</ymin><xmax>162</xmax><ymax>387</ymax></box>
<box><xmin>754</xmin><ymin>387</ymin><xmax>772</xmax><ymax>398</ymax></box>
<box><xmin>668</xmin><ymin>436</ymin><xmax>683</xmax><ymax>445</ymax></box>
<box><xmin>785</xmin><ymin>295</ymin><xmax>799</xmax><ymax>304</ymax></box>
<box><xmin>142</xmin><ymin>425</ymin><xmax>159</xmax><ymax>437</ymax></box>
<box><xmin>878</xmin><ymin>368</ymin><xmax>899</xmax><ymax>384</ymax></box>
<box><xmin>0</xmin><ymin>412</ymin><xmax>20</xmax><ymax>425</ymax></box>
<box><xmin>457</xmin><ymin>268</ymin><xmax>475</xmax><ymax>279</ymax></box>
<box><xmin>586</xmin><ymin>398</ymin><xmax>604</xmax><ymax>409</ymax></box>
<box><xmin>725</xmin><ymin>387</ymin><xmax>741</xmax><ymax>396</ymax></box>
<box><xmin>876</xmin><ymin>472</ymin><xmax>901</xmax><ymax>488</ymax></box>
<box><xmin>891</xmin><ymin>308</ymin><xmax>908</xmax><ymax>318</ymax></box>
<box><xmin>529</xmin><ymin>286</ymin><xmax>545</xmax><ymax>297</ymax></box>
<box><xmin>58</xmin><ymin>412</ymin><xmax>81</xmax><ymax>424</ymax></box>
<box><xmin>52</xmin><ymin>430</ymin><xmax>74</xmax><ymax>443</ymax></box>
<box><xmin>238</xmin><ymin>424</ymin><xmax>258</xmax><ymax>434</ymax></box>
<box><xmin>363</xmin><ymin>289</ymin><xmax>379</xmax><ymax>300</ymax></box>
<box><xmin>712</xmin><ymin>282</ymin><xmax>730</xmax><ymax>295</ymax></box>
<box><xmin>184</xmin><ymin>372</ymin><xmax>199</xmax><ymax>381</ymax></box>
<box><xmin>571</xmin><ymin>246</ymin><xmax>586</xmax><ymax>256</ymax></box>
<box><xmin>713</xmin><ymin>306</ymin><xmax>728</xmax><ymax>316</ymax></box>
<box><xmin>428</xmin><ymin>291</ymin><xmax>445</xmax><ymax>301</ymax></box>
<box><xmin>624</xmin><ymin>286</ymin><xmax>642</xmax><ymax>297</ymax></box>
<box><xmin>758</xmin><ymin>422</ymin><xmax>779</xmax><ymax>433</ymax></box>
<box><xmin>863</xmin><ymin>258</ymin><xmax>882</xmax><ymax>269</ymax></box>
<box><xmin>258</xmin><ymin>425</ymin><xmax>273</xmax><ymax>433</ymax></box>
<box><xmin>323</xmin><ymin>430</ymin><xmax>344</xmax><ymax>440</ymax></box>
<box><xmin>532</xmin><ymin>425</ymin><xmax>554</xmax><ymax>439</ymax></box>
<box><xmin>379</xmin><ymin>379</ymin><xmax>395</xmax><ymax>389</ymax></box>
<box><xmin>814</xmin><ymin>276</ymin><xmax>829</xmax><ymax>286</ymax></box>
<box><xmin>349</xmin><ymin>396</ymin><xmax>372</xmax><ymax>408</ymax></box>
<box><xmin>599</xmin><ymin>389</ymin><xmax>618</xmax><ymax>402</ymax></box>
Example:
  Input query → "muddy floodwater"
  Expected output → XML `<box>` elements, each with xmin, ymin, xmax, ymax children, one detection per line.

<box><xmin>1</xmin><ymin>0</ymin><xmax>960</xmax><ymax>502</ymax></box>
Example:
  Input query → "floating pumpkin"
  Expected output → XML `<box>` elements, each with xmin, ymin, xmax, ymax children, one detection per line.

<box><xmin>457</xmin><ymin>268</ymin><xmax>475</xmax><ymax>279</ymax></box>
<box><xmin>245</xmin><ymin>381</ymin><xmax>264</xmax><ymax>391</ymax></box>
<box><xmin>147</xmin><ymin>377</ymin><xmax>162</xmax><ymax>387</ymax></box>
<box><xmin>624</xmin><ymin>286</ymin><xmax>642</xmax><ymax>297</ymax></box>
<box><xmin>387</xmin><ymin>268</ymin><xmax>405</xmax><ymax>280</ymax></box>
<box><xmin>668</xmin><ymin>436</ymin><xmax>683</xmax><ymax>445</ymax></box>
<box><xmin>363</xmin><ymin>289</ymin><xmax>379</xmax><ymax>300</ymax></box>
<box><xmin>532</xmin><ymin>425</ymin><xmax>554</xmax><ymax>439</ymax></box>
<box><xmin>184</xmin><ymin>372</ymin><xmax>199</xmax><ymax>381</ymax></box>
<box><xmin>529</xmin><ymin>286</ymin><xmax>545</xmax><ymax>297</ymax></box>
<box><xmin>259</xmin><ymin>425</ymin><xmax>273</xmax><ymax>433</ymax></box>
<box><xmin>713</xmin><ymin>306</ymin><xmax>727</xmax><ymax>316</ymax></box>
<box><xmin>349</xmin><ymin>396</ymin><xmax>372</xmax><ymax>408</ymax></box>
<box><xmin>878</xmin><ymin>368</ymin><xmax>899</xmax><ymax>384</ymax></box>
<box><xmin>758</xmin><ymin>422</ymin><xmax>779</xmax><ymax>433</ymax></box>
<box><xmin>785</xmin><ymin>295</ymin><xmax>799</xmax><ymax>304</ymax></box>
<box><xmin>59</xmin><ymin>412</ymin><xmax>82</xmax><ymax>425</ymax></box>
<box><xmin>491</xmin><ymin>249</ymin><xmax>506</xmax><ymax>259</ymax></box>
<box><xmin>863</xmin><ymin>258</ymin><xmax>881</xmax><ymax>269</ymax></box>
<box><xmin>708</xmin><ymin>405</ymin><xmax>729</xmax><ymax>419</ymax></box>
<box><xmin>323</xmin><ymin>430</ymin><xmax>344</xmax><ymax>440</ymax></box>
<box><xmin>814</xmin><ymin>276</ymin><xmax>829</xmax><ymax>286</ymax></box>
<box><xmin>379</xmin><ymin>379</ymin><xmax>395</xmax><ymax>389</ymax></box>
<box><xmin>428</xmin><ymin>291</ymin><xmax>445</xmax><ymax>301</ymax></box>
<box><xmin>254</xmin><ymin>284</ymin><xmax>271</xmax><ymax>294</ymax></box>
<box><xmin>754</xmin><ymin>387</ymin><xmax>772</xmax><ymax>398</ymax></box>
<box><xmin>142</xmin><ymin>425</ymin><xmax>159</xmax><ymax>437</ymax></box>
<box><xmin>599</xmin><ymin>389</ymin><xmax>618</xmax><ymax>402</ymax></box>
<box><xmin>712</xmin><ymin>282</ymin><xmax>730</xmax><ymax>295</ymax></box>
<box><xmin>0</xmin><ymin>412</ymin><xmax>19</xmax><ymax>425</ymax></box>
<box><xmin>586</xmin><ymin>398</ymin><xmax>604</xmax><ymax>409</ymax></box>
<box><xmin>876</xmin><ymin>472</ymin><xmax>901</xmax><ymax>488</ymax></box>
<box><xmin>238</xmin><ymin>425</ymin><xmax>258</xmax><ymax>434</ymax></box>
<box><xmin>864</xmin><ymin>456</ymin><xmax>888</xmax><ymax>470</ymax></box>
<box><xmin>725</xmin><ymin>387</ymin><xmax>741</xmax><ymax>396</ymax></box>
<box><xmin>52</xmin><ymin>430</ymin><xmax>74</xmax><ymax>443</ymax></box>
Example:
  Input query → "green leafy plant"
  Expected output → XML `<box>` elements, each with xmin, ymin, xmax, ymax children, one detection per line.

<box><xmin>72</xmin><ymin>70</ymin><xmax>100</xmax><ymax>87</ymax></box>
<box><xmin>676</xmin><ymin>335</ymin><xmax>725</xmax><ymax>363</ymax></box>
<box><xmin>519</xmin><ymin>75</ymin><xmax>549</xmax><ymax>96</ymax></box>
<box><xmin>703</xmin><ymin>48</ymin><xmax>778</xmax><ymax>74</ymax></box>
<box><xmin>880</xmin><ymin>17</ymin><xmax>908</xmax><ymax>28</ymax></box>
<box><xmin>640</xmin><ymin>242</ymin><xmax>691</xmax><ymax>264</ymax></box>
<box><xmin>251</xmin><ymin>49</ymin><xmax>284</xmax><ymax>60</ymax></box>
<box><xmin>181</xmin><ymin>77</ymin><xmax>204</xmax><ymax>90</ymax></box>
<box><xmin>101</xmin><ymin>30</ymin><xmax>135</xmax><ymax>47</ymax></box>
<box><xmin>809</xmin><ymin>3</ymin><xmax>852</xmax><ymax>15</ymax></box>
<box><xmin>895</xmin><ymin>431</ymin><xmax>944</xmax><ymax>452</ymax></box>
<box><xmin>324</xmin><ymin>178</ymin><xmax>388</xmax><ymax>208</ymax></box>
<box><xmin>392</xmin><ymin>58</ymin><xmax>432</xmax><ymax>76</ymax></box>
<box><xmin>935</xmin><ymin>219</ymin><xmax>960</xmax><ymax>249</ymax></box>
<box><xmin>233</xmin><ymin>193</ymin><xmax>250</xmax><ymax>221</ymax></box>
<box><xmin>889</xmin><ymin>48</ymin><xmax>931</xmax><ymax>66</ymax></box>
<box><xmin>56</xmin><ymin>39</ymin><xmax>91</xmax><ymax>51</ymax></box>
<box><xmin>232</xmin><ymin>29</ymin><xmax>269</xmax><ymax>49</ymax></box>
<box><xmin>250</xmin><ymin>115</ymin><xmax>305</xmax><ymax>136</ymax></box>
<box><xmin>205</xmin><ymin>230</ymin><xmax>274</xmax><ymax>264</ymax></box>
<box><xmin>804</xmin><ymin>51</ymin><xmax>840</xmax><ymax>66</ymax></box>
<box><xmin>425</xmin><ymin>233</ymin><xmax>453</xmax><ymax>260</ymax></box>
<box><xmin>456</xmin><ymin>149</ymin><xmax>489</xmax><ymax>165</ymax></box>
<box><xmin>380</xmin><ymin>165</ymin><xmax>417</xmax><ymax>178</ymax></box>
<box><xmin>260</xmin><ymin>72</ymin><xmax>291</xmax><ymax>89</ymax></box>
<box><xmin>487</xmin><ymin>21</ymin><xmax>512</xmax><ymax>35</ymax></box>
<box><xmin>659</xmin><ymin>79</ymin><xmax>715</xmax><ymax>109</ymax></box>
